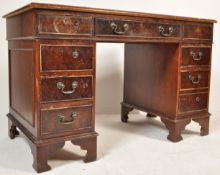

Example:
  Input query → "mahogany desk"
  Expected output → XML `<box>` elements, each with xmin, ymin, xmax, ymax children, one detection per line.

<box><xmin>3</xmin><ymin>3</ymin><xmax>216</xmax><ymax>173</ymax></box>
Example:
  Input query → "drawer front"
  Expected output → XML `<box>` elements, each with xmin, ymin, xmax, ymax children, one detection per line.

<box><xmin>184</xmin><ymin>23</ymin><xmax>213</xmax><ymax>40</ymax></box>
<box><xmin>38</xmin><ymin>14</ymin><xmax>92</xmax><ymax>35</ymax></box>
<box><xmin>181</xmin><ymin>47</ymin><xmax>211</xmax><ymax>66</ymax></box>
<box><xmin>179</xmin><ymin>93</ymin><xmax>208</xmax><ymax>113</ymax></box>
<box><xmin>41</xmin><ymin>45</ymin><xmax>93</xmax><ymax>71</ymax></box>
<box><xmin>95</xmin><ymin>18</ymin><xmax>180</xmax><ymax>38</ymax></box>
<box><xmin>41</xmin><ymin>105</ymin><xmax>92</xmax><ymax>136</ymax></box>
<box><xmin>95</xmin><ymin>18</ymin><xmax>145</xmax><ymax>37</ymax></box>
<box><xmin>144</xmin><ymin>23</ymin><xmax>180</xmax><ymax>38</ymax></box>
<box><xmin>41</xmin><ymin>76</ymin><xmax>93</xmax><ymax>102</ymax></box>
<box><xmin>181</xmin><ymin>70</ymin><xmax>209</xmax><ymax>90</ymax></box>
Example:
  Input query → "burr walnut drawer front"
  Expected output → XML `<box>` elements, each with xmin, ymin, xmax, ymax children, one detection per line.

<box><xmin>41</xmin><ymin>105</ymin><xmax>93</xmax><ymax>136</ymax></box>
<box><xmin>179</xmin><ymin>93</ymin><xmax>208</xmax><ymax>113</ymax></box>
<box><xmin>180</xmin><ymin>70</ymin><xmax>209</xmax><ymax>90</ymax></box>
<box><xmin>41</xmin><ymin>45</ymin><xmax>93</xmax><ymax>71</ymax></box>
<box><xmin>181</xmin><ymin>47</ymin><xmax>211</xmax><ymax>66</ymax></box>
<box><xmin>183</xmin><ymin>23</ymin><xmax>213</xmax><ymax>41</ymax></box>
<box><xmin>95</xmin><ymin>18</ymin><xmax>180</xmax><ymax>38</ymax></box>
<box><xmin>37</xmin><ymin>14</ymin><xmax>92</xmax><ymax>35</ymax></box>
<box><xmin>41</xmin><ymin>76</ymin><xmax>93</xmax><ymax>102</ymax></box>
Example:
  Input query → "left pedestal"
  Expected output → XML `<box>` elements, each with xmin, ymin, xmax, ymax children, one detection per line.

<box><xmin>6</xmin><ymin>10</ymin><xmax>97</xmax><ymax>171</ymax></box>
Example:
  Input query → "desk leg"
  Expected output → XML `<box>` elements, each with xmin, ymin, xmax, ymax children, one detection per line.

<box><xmin>71</xmin><ymin>136</ymin><xmax>97</xmax><ymax>162</ymax></box>
<box><xmin>30</xmin><ymin>141</ymin><xmax>65</xmax><ymax>173</ymax></box>
<box><xmin>161</xmin><ymin>118</ymin><xmax>191</xmax><ymax>142</ymax></box>
<box><xmin>146</xmin><ymin>113</ymin><xmax>157</xmax><ymax>118</ymax></box>
<box><xmin>193</xmin><ymin>117</ymin><xmax>209</xmax><ymax>136</ymax></box>
<box><xmin>121</xmin><ymin>103</ymin><xmax>133</xmax><ymax>122</ymax></box>
<box><xmin>8</xmin><ymin>118</ymin><xmax>19</xmax><ymax>139</ymax></box>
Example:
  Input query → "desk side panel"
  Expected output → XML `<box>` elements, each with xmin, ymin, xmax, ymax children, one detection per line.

<box><xmin>6</xmin><ymin>11</ymin><xmax>36</xmax><ymax>40</ymax></box>
<box><xmin>8</xmin><ymin>40</ymin><xmax>37</xmax><ymax>137</ymax></box>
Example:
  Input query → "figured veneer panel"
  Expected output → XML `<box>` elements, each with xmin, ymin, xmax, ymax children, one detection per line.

<box><xmin>10</xmin><ymin>49</ymin><xmax>34</xmax><ymax>126</ymax></box>
<box><xmin>184</xmin><ymin>23</ymin><xmax>213</xmax><ymax>41</ymax></box>
<box><xmin>180</xmin><ymin>70</ymin><xmax>209</xmax><ymax>90</ymax></box>
<box><xmin>41</xmin><ymin>105</ymin><xmax>92</xmax><ymax>136</ymax></box>
<box><xmin>41</xmin><ymin>45</ymin><xmax>93</xmax><ymax>71</ymax></box>
<box><xmin>179</xmin><ymin>92</ymin><xmax>208</xmax><ymax>113</ymax></box>
<box><xmin>37</xmin><ymin>14</ymin><xmax>93</xmax><ymax>35</ymax></box>
<box><xmin>181</xmin><ymin>47</ymin><xmax>211</xmax><ymax>66</ymax></box>
<box><xmin>41</xmin><ymin>76</ymin><xmax>93</xmax><ymax>102</ymax></box>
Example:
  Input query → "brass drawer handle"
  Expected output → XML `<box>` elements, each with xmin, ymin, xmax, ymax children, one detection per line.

<box><xmin>190</xmin><ymin>51</ymin><xmax>203</xmax><ymax>61</ymax></box>
<box><xmin>110</xmin><ymin>22</ymin><xmax>129</xmax><ymax>35</ymax></box>
<box><xmin>58</xmin><ymin>112</ymin><xmax>77</xmax><ymax>124</ymax></box>
<box><xmin>188</xmin><ymin>74</ymin><xmax>202</xmax><ymax>84</ymax></box>
<box><xmin>57</xmin><ymin>81</ymin><xmax>78</xmax><ymax>94</ymax></box>
<box><xmin>73</xmin><ymin>20</ymin><xmax>80</xmax><ymax>29</ymax></box>
<box><xmin>158</xmin><ymin>26</ymin><xmax>173</xmax><ymax>37</ymax></box>
<box><xmin>72</xmin><ymin>50</ymin><xmax>79</xmax><ymax>59</ymax></box>
<box><xmin>195</xmin><ymin>96</ymin><xmax>200</xmax><ymax>102</ymax></box>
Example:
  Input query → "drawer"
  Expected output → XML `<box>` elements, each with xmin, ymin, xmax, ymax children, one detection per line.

<box><xmin>145</xmin><ymin>22</ymin><xmax>181</xmax><ymax>38</ymax></box>
<box><xmin>179</xmin><ymin>93</ymin><xmax>208</xmax><ymax>113</ymax></box>
<box><xmin>41</xmin><ymin>45</ymin><xmax>93</xmax><ymax>71</ymax></box>
<box><xmin>95</xmin><ymin>18</ymin><xmax>145</xmax><ymax>37</ymax></box>
<box><xmin>183</xmin><ymin>23</ymin><xmax>213</xmax><ymax>40</ymax></box>
<box><xmin>37</xmin><ymin>14</ymin><xmax>92</xmax><ymax>35</ymax></box>
<box><xmin>181</xmin><ymin>47</ymin><xmax>211</xmax><ymax>66</ymax></box>
<box><xmin>181</xmin><ymin>70</ymin><xmax>209</xmax><ymax>90</ymax></box>
<box><xmin>41</xmin><ymin>76</ymin><xmax>93</xmax><ymax>102</ymax></box>
<box><xmin>95</xmin><ymin>18</ymin><xmax>180</xmax><ymax>38</ymax></box>
<box><xmin>41</xmin><ymin>105</ymin><xmax>93</xmax><ymax>136</ymax></box>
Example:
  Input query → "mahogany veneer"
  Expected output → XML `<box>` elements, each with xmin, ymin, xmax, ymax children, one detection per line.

<box><xmin>3</xmin><ymin>3</ymin><xmax>216</xmax><ymax>173</ymax></box>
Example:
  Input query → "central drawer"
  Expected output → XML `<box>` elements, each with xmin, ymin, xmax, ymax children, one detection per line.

<box><xmin>41</xmin><ymin>76</ymin><xmax>93</xmax><ymax>102</ymax></box>
<box><xmin>95</xmin><ymin>18</ymin><xmax>180</xmax><ymax>38</ymax></box>
<box><xmin>41</xmin><ymin>105</ymin><xmax>93</xmax><ymax>136</ymax></box>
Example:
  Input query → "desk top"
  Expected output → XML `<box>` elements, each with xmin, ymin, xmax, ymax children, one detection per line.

<box><xmin>3</xmin><ymin>3</ymin><xmax>216</xmax><ymax>23</ymax></box>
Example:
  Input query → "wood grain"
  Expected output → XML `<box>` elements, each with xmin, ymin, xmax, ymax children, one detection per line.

<box><xmin>3</xmin><ymin>3</ymin><xmax>216</xmax><ymax>23</ymax></box>
<box><xmin>181</xmin><ymin>47</ymin><xmax>211</xmax><ymax>66</ymax></box>
<box><xmin>38</xmin><ymin>14</ymin><xmax>93</xmax><ymax>35</ymax></box>
<box><xmin>41</xmin><ymin>105</ymin><xmax>93</xmax><ymax>136</ymax></box>
<box><xmin>4</xmin><ymin>3</ymin><xmax>215</xmax><ymax>172</ymax></box>
<box><xmin>41</xmin><ymin>45</ymin><xmax>93</xmax><ymax>71</ymax></box>
<box><xmin>41</xmin><ymin>76</ymin><xmax>93</xmax><ymax>102</ymax></box>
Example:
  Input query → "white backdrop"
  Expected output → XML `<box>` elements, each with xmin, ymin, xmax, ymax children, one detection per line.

<box><xmin>0</xmin><ymin>0</ymin><xmax>219</xmax><ymax>115</ymax></box>
<box><xmin>0</xmin><ymin>1</ymin><xmax>220</xmax><ymax>174</ymax></box>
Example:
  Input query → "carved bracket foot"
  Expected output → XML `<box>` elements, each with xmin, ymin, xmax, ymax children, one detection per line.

<box><xmin>121</xmin><ymin>103</ymin><xmax>134</xmax><ymax>122</ymax></box>
<box><xmin>29</xmin><ymin>141</ymin><xmax>65</xmax><ymax>173</ymax></box>
<box><xmin>146</xmin><ymin>113</ymin><xmax>157</xmax><ymax>118</ymax></box>
<box><xmin>193</xmin><ymin>117</ymin><xmax>209</xmax><ymax>136</ymax></box>
<box><xmin>161</xmin><ymin>118</ymin><xmax>191</xmax><ymax>142</ymax></box>
<box><xmin>71</xmin><ymin>136</ymin><xmax>97</xmax><ymax>163</ymax></box>
<box><xmin>8</xmin><ymin>118</ymin><xmax>19</xmax><ymax>139</ymax></box>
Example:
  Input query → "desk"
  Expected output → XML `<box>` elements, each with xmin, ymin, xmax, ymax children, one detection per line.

<box><xmin>3</xmin><ymin>3</ymin><xmax>216</xmax><ymax>173</ymax></box>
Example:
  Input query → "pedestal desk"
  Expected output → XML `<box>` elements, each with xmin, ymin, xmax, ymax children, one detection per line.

<box><xmin>3</xmin><ymin>3</ymin><xmax>216</xmax><ymax>173</ymax></box>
